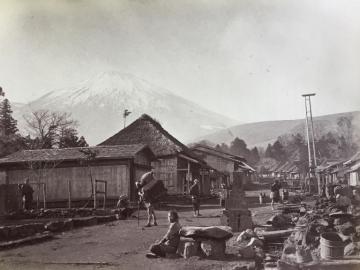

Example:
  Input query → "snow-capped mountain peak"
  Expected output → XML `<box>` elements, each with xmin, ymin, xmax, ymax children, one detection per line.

<box><xmin>18</xmin><ymin>72</ymin><xmax>237</xmax><ymax>144</ymax></box>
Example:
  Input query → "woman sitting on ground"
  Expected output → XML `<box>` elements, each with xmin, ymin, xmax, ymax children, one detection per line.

<box><xmin>146</xmin><ymin>210</ymin><xmax>181</xmax><ymax>258</ymax></box>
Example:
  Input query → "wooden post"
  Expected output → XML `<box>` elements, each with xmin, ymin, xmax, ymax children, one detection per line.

<box><xmin>103</xmin><ymin>181</ymin><xmax>107</xmax><ymax>210</ymax></box>
<box><xmin>93</xmin><ymin>180</ymin><xmax>97</xmax><ymax>209</ymax></box>
<box><xmin>43</xmin><ymin>183</ymin><xmax>46</xmax><ymax>209</ymax></box>
<box><xmin>187</xmin><ymin>161</ymin><xmax>191</xmax><ymax>194</ymax></box>
<box><xmin>201</xmin><ymin>170</ymin><xmax>205</xmax><ymax>194</ymax></box>
<box><xmin>36</xmin><ymin>183</ymin><xmax>40</xmax><ymax>210</ymax></box>
<box><xmin>68</xmin><ymin>180</ymin><xmax>71</xmax><ymax>209</ymax></box>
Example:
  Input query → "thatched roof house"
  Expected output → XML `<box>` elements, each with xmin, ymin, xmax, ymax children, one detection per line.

<box><xmin>100</xmin><ymin>114</ymin><xmax>211</xmax><ymax>194</ymax></box>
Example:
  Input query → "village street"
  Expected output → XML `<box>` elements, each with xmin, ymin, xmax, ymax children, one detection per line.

<box><xmin>0</xmin><ymin>199</ymin><xmax>274</xmax><ymax>270</ymax></box>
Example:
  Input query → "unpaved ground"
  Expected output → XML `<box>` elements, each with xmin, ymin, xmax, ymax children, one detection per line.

<box><xmin>0</xmin><ymin>193</ymin><xmax>277</xmax><ymax>270</ymax></box>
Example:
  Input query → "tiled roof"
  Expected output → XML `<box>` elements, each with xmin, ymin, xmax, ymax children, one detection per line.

<box><xmin>0</xmin><ymin>144</ymin><xmax>151</xmax><ymax>165</ymax></box>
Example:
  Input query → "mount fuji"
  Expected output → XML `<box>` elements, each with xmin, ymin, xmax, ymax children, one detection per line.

<box><xmin>16</xmin><ymin>71</ymin><xmax>237</xmax><ymax>145</ymax></box>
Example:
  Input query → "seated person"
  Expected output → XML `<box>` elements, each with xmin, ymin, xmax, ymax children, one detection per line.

<box><xmin>116</xmin><ymin>194</ymin><xmax>132</xmax><ymax>218</ymax></box>
<box><xmin>146</xmin><ymin>210</ymin><xmax>181</xmax><ymax>258</ymax></box>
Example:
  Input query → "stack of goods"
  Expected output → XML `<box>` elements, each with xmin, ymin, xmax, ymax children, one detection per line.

<box><xmin>142</xmin><ymin>179</ymin><xmax>167</xmax><ymax>202</ymax></box>
<box><xmin>228</xmin><ymin>228</ymin><xmax>266</xmax><ymax>269</ymax></box>
<box><xmin>179</xmin><ymin>226</ymin><xmax>233</xmax><ymax>259</ymax></box>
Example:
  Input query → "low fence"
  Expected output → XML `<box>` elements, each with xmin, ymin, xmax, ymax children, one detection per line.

<box><xmin>1</xmin><ymin>179</ymin><xmax>111</xmax><ymax>212</ymax></box>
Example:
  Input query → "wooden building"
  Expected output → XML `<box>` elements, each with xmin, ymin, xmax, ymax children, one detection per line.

<box><xmin>100</xmin><ymin>114</ymin><xmax>212</xmax><ymax>195</ymax></box>
<box><xmin>0</xmin><ymin>144</ymin><xmax>155</xmax><ymax>204</ymax></box>
<box><xmin>190</xmin><ymin>144</ymin><xmax>256</xmax><ymax>188</ymax></box>
<box><xmin>316</xmin><ymin>160</ymin><xmax>345</xmax><ymax>186</ymax></box>
<box><xmin>344</xmin><ymin>152</ymin><xmax>360</xmax><ymax>186</ymax></box>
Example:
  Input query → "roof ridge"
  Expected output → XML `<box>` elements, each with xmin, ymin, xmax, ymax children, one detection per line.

<box><xmin>192</xmin><ymin>144</ymin><xmax>245</xmax><ymax>160</ymax></box>
<box><xmin>99</xmin><ymin>113</ymin><xmax>201</xmax><ymax>160</ymax></box>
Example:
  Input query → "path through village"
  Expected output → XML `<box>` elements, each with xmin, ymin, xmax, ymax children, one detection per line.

<box><xmin>0</xmin><ymin>190</ymin><xmax>274</xmax><ymax>270</ymax></box>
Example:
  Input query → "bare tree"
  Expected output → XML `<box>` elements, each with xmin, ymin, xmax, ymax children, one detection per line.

<box><xmin>24</xmin><ymin>158</ymin><xmax>63</xmax><ymax>209</ymax></box>
<box><xmin>337</xmin><ymin>116</ymin><xmax>356</xmax><ymax>156</ymax></box>
<box><xmin>78</xmin><ymin>148</ymin><xmax>98</xmax><ymax>208</ymax></box>
<box><xmin>24</xmin><ymin>110</ymin><xmax>78</xmax><ymax>149</ymax></box>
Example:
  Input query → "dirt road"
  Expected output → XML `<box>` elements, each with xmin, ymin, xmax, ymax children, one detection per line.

<box><xmin>0</xmin><ymin>200</ymin><xmax>274</xmax><ymax>270</ymax></box>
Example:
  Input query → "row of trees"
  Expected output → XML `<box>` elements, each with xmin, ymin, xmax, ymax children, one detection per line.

<box><xmin>264</xmin><ymin>116</ymin><xmax>358</xmax><ymax>163</ymax></box>
<box><xmin>0</xmin><ymin>88</ymin><xmax>88</xmax><ymax>158</ymax></box>
<box><xmin>210</xmin><ymin>116</ymin><xmax>358</xmax><ymax>174</ymax></box>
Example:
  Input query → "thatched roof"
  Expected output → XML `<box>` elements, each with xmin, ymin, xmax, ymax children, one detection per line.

<box><xmin>99</xmin><ymin>114</ymin><xmax>202</xmax><ymax>161</ymax></box>
<box><xmin>0</xmin><ymin>144</ymin><xmax>153</xmax><ymax>165</ymax></box>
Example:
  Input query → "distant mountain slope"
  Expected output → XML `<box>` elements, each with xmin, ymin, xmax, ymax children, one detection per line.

<box><xmin>196</xmin><ymin>111</ymin><xmax>360</xmax><ymax>148</ymax></box>
<box><xmin>14</xmin><ymin>71</ymin><xmax>237</xmax><ymax>145</ymax></box>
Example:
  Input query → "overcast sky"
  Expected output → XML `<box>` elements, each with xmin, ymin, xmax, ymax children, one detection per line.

<box><xmin>1</xmin><ymin>0</ymin><xmax>359</xmax><ymax>123</ymax></box>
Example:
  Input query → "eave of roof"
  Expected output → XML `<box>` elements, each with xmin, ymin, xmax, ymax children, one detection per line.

<box><xmin>0</xmin><ymin>144</ymin><xmax>152</xmax><ymax>165</ymax></box>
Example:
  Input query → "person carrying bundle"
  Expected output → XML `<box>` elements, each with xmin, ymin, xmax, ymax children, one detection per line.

<box><xmin>136</xmin><ymin>170</ymin><xmax>158</xmax><ymax>227</ymax></box>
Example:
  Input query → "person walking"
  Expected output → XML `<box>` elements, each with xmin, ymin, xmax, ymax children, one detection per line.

<box><xmin>190</xmin><ymin>179</ymin><xmax>201</xmax><ymax>217</ymax></box>
<box><xmin>270</xmin><ymin>180</ymin><xmax>281</xmax><ymax>210</ymax></box>
<box><xmin>136</xmin><ymin>170</ymin><xmax>158</xmax><ymax>227</ymax></box>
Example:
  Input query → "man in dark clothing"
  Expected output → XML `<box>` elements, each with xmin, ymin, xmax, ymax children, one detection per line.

<box><xmin>18</xmin><ymin>178</ymin><xmax>34</xmax><ymax>210</ymax></box>
<box><xmin>190</xmin><ymin>179</ymin><xmax>201</xmax><ymax>217</ymax></box>
<box><xmin>270</xmin><ymin>180</ymin><xmax>281</xmax><ymax>210</ymax></box>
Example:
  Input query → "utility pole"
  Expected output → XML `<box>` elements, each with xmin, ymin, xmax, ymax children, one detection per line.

<box><xmin>302</xmin><ymin>93</ymin><xmax>319</xmax><ymax>193</ymax></box>
<box><xmin>123</xmin><ymin>109</ymin><xmax>131</xmax><ymax>128</ymax></box>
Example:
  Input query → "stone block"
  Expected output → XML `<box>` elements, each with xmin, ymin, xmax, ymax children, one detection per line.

<box><xmin>0</xmin><ymin>226</ymin><xmax>10</xmax><ymax>241</ymax></box>
<box><xmin>63</xmin><ymin>219</ymin><xmax>74</xmax><ymax>231</ymax></box>
<box><xmin>73</xmin><ymin>217</ymin><xmax>98</xmax><ymax>227</ymax></box>
<box><xmin>183</xmin><ymin>241</ymin><xmax>200</xmax><ymax>259</ymax></box>
<box><xmin>201</xmin><ymin>239</ymin><xmax>226</xmax><ymax>259</ymax></box>
<box><xmin>97</xmin><ymin>215</ymin><xmax>116</xmax><ymax>223</ymax></box>
<box><xmin>33</xmin><ymin>223</ymin><xmax>45</xmax><ymax>233</ymax></box>
<box><xmin>8</xmin><ymin>227</ymin><xmax>18</xmax><ymax>239</ymax></box>
<box><xmin>238</xmin><ymin>245</ymin><xmax>255</xmax><ymax>259</ymax></box>
<box><xmin>45</xmin><ymin>221</ymin><xmax>65</xmax><ymax>232</ymax></box>
<box><xmin>18</xmin><ymin>225</ymin><xmax>35</xmax><ymax>238</ymax></box>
